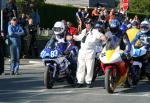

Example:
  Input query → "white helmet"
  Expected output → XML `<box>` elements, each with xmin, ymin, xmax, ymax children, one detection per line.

<box><xmin>53</xmin><ymin>21</ymin><xmax>65</xmax><ymax>35</ymax></box>
<box><xmin>140</xmin><ymin>20</ymin><xmax>150</xmax><ymax>33</ymax></box>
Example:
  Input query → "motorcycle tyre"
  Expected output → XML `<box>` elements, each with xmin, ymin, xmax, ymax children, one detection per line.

<box><xmin>44</xmin><ymin>66</ymin><xmax>54</xmax><ymax>89</ymax></box>
<box><xmin>105</xmin><ymin>69</ymin><xmax>115</xmax><ymax>93</ymax></box>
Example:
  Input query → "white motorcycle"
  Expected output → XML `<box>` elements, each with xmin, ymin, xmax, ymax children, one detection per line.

<box><xmin>130</xmin><ymin>36</ymin><xmax>150</xmax><ymax>83</ymax></box>
<box><xmin>130</xmin><ymin>46</ymin><xmax>147</xmax><ymax>85</ymax></box>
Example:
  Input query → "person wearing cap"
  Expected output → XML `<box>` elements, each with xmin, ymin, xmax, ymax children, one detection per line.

<box><xmin>8</xmin><ymin>17</ymin><xmax>24</xmax><ymax>75</ymax></box>
<box><xmin>66</xmin><ymin>18</ymin><xmax>106</xmax><ymax>88</ymax></box>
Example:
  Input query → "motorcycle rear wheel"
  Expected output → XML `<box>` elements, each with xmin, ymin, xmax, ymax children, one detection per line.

<box><xmin>44</xmin><ymin>66</ymin><xmax>54</xmax><ymax>89</ymax></box>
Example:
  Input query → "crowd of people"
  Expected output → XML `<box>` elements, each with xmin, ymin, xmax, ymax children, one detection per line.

<box><xmin>0</xmin><ymin>0</ymin><xmax>40</xmax><ymax>75</ymax></box>
<box><xmin>47</xmin><ymin>7</ymin><xmax>150</xmax><ymax>88</ymax></box>
<box><xmin>0</xmin><ymin>1</ymin><xmax>150</xmax><ymax>89</ymax></box>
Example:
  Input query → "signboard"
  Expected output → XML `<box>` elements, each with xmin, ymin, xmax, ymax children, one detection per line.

<box><xmin>123</xmin><ymin>0</ymin><xmax>128</xmax><ymax>11</ymax></box>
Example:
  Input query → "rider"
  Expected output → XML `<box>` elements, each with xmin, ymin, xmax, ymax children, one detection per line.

<box><xmin>106</xmin><ymin>19</ymin><xmax>132</xmax><ymax>87</ymax></box>
<box><xmin>45</xmin><ymin>21</ymin><xmax>78</xmax><ymax>82</ymax></box>
<box><xmin>105</xmin><ymin>19</ymin><xmax>131</xmax><ymax>54</ymax></box>
<box><xmin>131</xmin><ymin>20</ymin><xmax>150</xmax><ymax>47</ymax></box>
<box><xmin>45</xmin><ymin>21</ymin><xmax>66</xmax><ymax>48</ymax></box>
<box><xmin>131</xmin><ymin>20</ymin><xmax>150</xmax><ymax>80</ymax></box>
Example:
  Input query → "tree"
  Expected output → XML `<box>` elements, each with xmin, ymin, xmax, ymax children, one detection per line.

<box><xmin>129</xmin><ymin>0</ymin><xmax>150</xmax><ymax>15</ymax></box>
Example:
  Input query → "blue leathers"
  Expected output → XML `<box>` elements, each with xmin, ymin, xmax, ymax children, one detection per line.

<box><xmin>8</xmin><ymin>24</ymin><xmax>24</xmax><ymax>73</ymax></box>
<box><xmin>106</xmin><ymin>30</ymin><xmax>131</xmax><ymax>53</ymax></box>
<box><xmin>131</xmin><ymin>30</ymin><xmax>150</xmax><ymax>49</ymax></box>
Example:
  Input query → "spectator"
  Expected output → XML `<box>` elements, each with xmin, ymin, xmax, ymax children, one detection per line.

<box><xmin>119</xmin><ymin>8</ymin><xmax>125</xmax><ymax>15</ymax></box>
<box><xmin>31</xmin><ymin>9</ymin><xmax>40</xmax><ymax>26</ymax></box>
<box><xmin>3</xmin><ymin>8</ymin><xmax>9</xmax><ymax>35</ymax></box>
<box><xmin>108</xmin><ymin>9</ymin><xmax>115</xmax><ymax>24</ymax></box>
<box><xmin>82</xmin><ymin>8</ymin><xmax>89</xmax><ymax>24</ymax></box>
<box><xmin>0</xmin><ymin>31</ymin><xmax>5</xmax><ymax>75</ymax></box>
<box><xmin>67</xmin><ymin>21</ymin><xmax>78</xmax><ymax>46</ymax></box>
<box><xmin>103</xmin><ymin>7</ymin><xmax>108</xmax><ymax>18</ymax></box>
<box><xmin>131</xmin><ymin>15</ymin><xmax>140</xmax><ymax>28</ymax></box>
<box><xmin>61</xmin><ymin>19</ymin><xmax>68</xmax><ymax>36</ymax></box>
<box><xmin>27</xmin><ymin>18</ymin><xmax>38</xmax><ymax>58</ymax></box>
<box><xmin>91</xmin><ymin>7</ymin><xmax>99</xmax><ymax>23</ymax></box>
<box><xmin>8</xmin><ymin>17</ymin><xmax>24</xmax><ymax>75</ymax></box>
<box><xmin>5</xmin><ymin>0</ymin><xmax>18</xmax><ymax>19</ymax></box>
<box><xmin>19</xmin><ymin>13</ymin><xmax>28</xmax><ymax>58</ymax></box>
<box><xmin>76</xmin><ymin>8</ymin><xmax>83</xmax><ymax>32</ymax></box>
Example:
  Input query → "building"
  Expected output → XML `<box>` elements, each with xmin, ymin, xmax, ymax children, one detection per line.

<box><xmin>45</xmin><ymin>0</ymin><xmax>120</xmax><ymax>8</ymax></box>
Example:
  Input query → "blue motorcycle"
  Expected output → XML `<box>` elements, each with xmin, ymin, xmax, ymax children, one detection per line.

<box><xmin>40</xmin><ymin>43</ymin><xmax>78</xmax><ymax>89</ymax></box>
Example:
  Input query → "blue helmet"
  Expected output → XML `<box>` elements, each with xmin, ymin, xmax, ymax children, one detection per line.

<box><xmin>109</xmin><ymin>19</ymin><xmax>120</xmax><ymax>28</ymax></box>
<box><xmin>120</xmin><ymin>24</ymin><xmax>127</xmax><ymax>32</ymax></box>
<box><xmin>109</xmin><ymin>19</ymin><xmax>120</xmax><ymax>33</ymax></box>
<box><xmin>94</xmin><ymin>21</ymin><xmax>105</xmax><ymax>29</ymax></box>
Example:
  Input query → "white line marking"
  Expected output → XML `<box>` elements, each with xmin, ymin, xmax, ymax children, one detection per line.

<box><xmin>0</xmin><ymin>89</ymin><xmax>73</xmax><ymax>96</ymax></box>
<box><xmin>84</xmin><ymin>93</ymin><xmax>150</xmax><ymax>98</ymax></box>
<box><xmin>29</xmin><ymin>61</ymin><xmax>42</xmax><ymax>64</ymax></box>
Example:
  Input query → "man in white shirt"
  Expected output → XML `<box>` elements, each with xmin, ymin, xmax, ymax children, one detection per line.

<box><xmin>67</xmin><ymin>18</ymin><xmax>106</xmax><ymax>88</ymax></box>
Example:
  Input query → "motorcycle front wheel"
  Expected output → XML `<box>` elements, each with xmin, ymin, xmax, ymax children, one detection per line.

<box><xmin>105</xmin><ymin>69</ymin><xmax>117</xmax><ymax>93</ymax></box>
<box><xmin>44</xmin><ymin>66</ymin><xmax>54</xmax><ymax>89</ymax></box>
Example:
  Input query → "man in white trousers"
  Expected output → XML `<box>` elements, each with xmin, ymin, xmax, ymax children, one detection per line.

<box><xmin>66</xmin><ymin>18</ymin><xmax>106</xmax><ymax>88</ymax></box>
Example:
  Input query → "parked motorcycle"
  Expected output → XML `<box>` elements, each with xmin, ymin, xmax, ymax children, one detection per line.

<box><xmin>40</xmin><ymin>43</ymin><xmax>78</xmax><ymax>89</ymax></box>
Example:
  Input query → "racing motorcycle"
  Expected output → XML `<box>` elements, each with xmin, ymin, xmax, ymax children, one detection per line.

<box><xmin>99</xmin><ymin>38</ymin><xmax>130</xmax><ymax>93</ymax></box>
<box><xmin>130</xmin><ymin>45</ymin><xmax>147</xmax><ymax>85</ymax></box>
<box><xmin>40</xmin><ymin>43</ymin><xmax>78</xmax><ymax>89</ymax></box>
<box><xmin>130</xmin><ymin>36</ymin><xmax>150</xmax><ymax>82</ymax></box>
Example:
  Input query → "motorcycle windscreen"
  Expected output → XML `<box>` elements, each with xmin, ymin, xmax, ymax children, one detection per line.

<box><xmin>100</xmin><ymin>37</ymin><xmax>122</xmax><ymax>63</ymax></box>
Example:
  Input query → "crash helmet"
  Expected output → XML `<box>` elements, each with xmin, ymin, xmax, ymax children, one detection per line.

<box><xmin>94</xmin><ymin>21</ymin><xmax>105</xmax><ymax>29</ymax></box>
<box><xmin>120</xmin><ymin>24</ymin><xmax>128</xmax><ymax>32</ymax></box>
<box><xmin>53</xmin><ymin>21</ymin><xmax>65</xmax><ymax>35</ymax></box>
<box><xmin>109</xmin><ymin>19</ymin><xmax>120</xmax><ymax>33</ymax></box>
<box><xmin>140</xmin><ymin>20</ymin><xmax>150</xmax><ymax>33</ymax></box>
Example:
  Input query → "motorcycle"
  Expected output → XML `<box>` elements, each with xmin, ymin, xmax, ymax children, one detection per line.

<box><xmin>130</xmin><ymin>45</ymin><xmax>147</xmax><ymax>85</ymax></box>
<box><xmin>92</xmin><ymin>44</ymin><xmax>104</xmax><ymax>82</ymax></box>
<box><xmin>130</xmin><ymin>36</ymin><xmax>150</xmax><ymax>82</ymax></box>
<box><xmin>40</xmin><ymin>42</ymin><xmax>78</xmax><ymax>89</ymax></box>
<box><xmin>99</xmin><ymin>38</ymin><xmax>130</xmax><ymax>93</ymax></box>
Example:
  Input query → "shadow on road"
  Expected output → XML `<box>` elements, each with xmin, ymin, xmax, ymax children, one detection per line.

<box><xmin>0</xmin><ymin>76</ymin><xmax>44</xmax><ymax>102</ymax></box>
<box><xmin>120</xmin><ymin>80</ymin><xmax>150</xmax><ymax>94</ymax></box>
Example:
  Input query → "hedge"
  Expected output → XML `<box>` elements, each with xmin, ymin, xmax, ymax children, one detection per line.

<box><xmin>39</xmin><ymin>4</ymin><xmax>78</xmax><ymax>29</ymax></box>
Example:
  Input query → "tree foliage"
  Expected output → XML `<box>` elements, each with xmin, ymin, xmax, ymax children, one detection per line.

<box><xmin>129</xmin><ymin>0</ymin><xmax>150</xmax><ymax>15</ymax></box>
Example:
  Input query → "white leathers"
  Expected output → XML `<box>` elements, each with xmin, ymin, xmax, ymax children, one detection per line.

<box><xmin>73</xmin><ymin>28</ymin><xmax>104</xmax><ymax>84</ymax></box>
